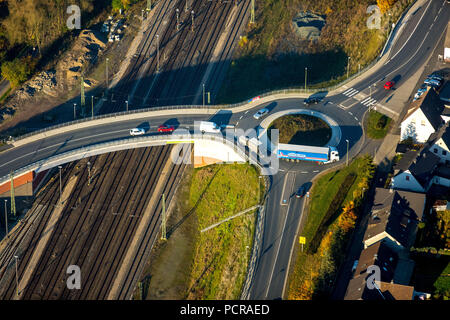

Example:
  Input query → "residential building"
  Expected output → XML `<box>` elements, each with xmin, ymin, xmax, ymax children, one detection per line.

<box><xmin>400</xmin><ymin>89</ymin><xmax>445</xmax><ymax>143</ymax></box>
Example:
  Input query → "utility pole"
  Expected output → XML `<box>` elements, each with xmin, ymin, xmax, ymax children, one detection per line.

<box><xmin>125</xmin><ymin>100</ymin><xmax>129</xmax><ymax>112</ymax></box>
<box><xmin>4</xmin><ymin>200</ymin><xmax>8</xmax><ymax>238</ymax></box>
<box><xmin>305</xmin><ymin>67</ymin><xmax>307</xmax><ymax>91</ymax></box>
<box><xmin>176</xmin><ymin>8</ymin><xmax>180</xmax><ymax>31</ymax></box>
<box><xmin>207</xmin><ymin>92</ymin><xmax>210</xmax><ymax>104</ymax></box>
<box><xmin>87</xmin><ymin>161</ymin><xmax>91</xmax><ymax>186</ymax></box>
<box><xmin>58</xmin><ymin>165</ymin><xmax>62</xmax><ymax>206</ymax></box>
<box><xmin>10</xmin><ymin>172</ymin><xmax>15</xmax><ymax>218</ymax></box>
<box><xmin>147</xmin><ymin>0</ymin><xmax>151</xmax><ymax>11</ymax></box>
<box><xmin>185</xmin><ymin>0</ymin><xmax>188</xmax><ymax>12</ymax></box>
<box><xmin>250</xmin><ymin>0</ymin><xmax>255</xmax><ymax>24</ymax></box>
<box><xmin>156</xmin><ymin>34</ymin><xmax>160</xmax><ymax>73</ymax></box>
<box><xmin>91</xmin><ymin>96</ymin><xmax>94</xmax><ymax>120</ymax></box>
<box><xmin>73</xmin><ymin>103</ymin><xmax>77</xmax><ymax>120</ymax></box>
<box><xmin>14</xmin><ymin>255</ymin><xmax>19</xmax><ymax>296</ymax></box>
<box><xmin>191</xmin><ymin>10</ymin><xmax>195</xmax><ymax>32</ymax></box>
<box><xmin>161</xmin><ymin>194</ymin><xmax>166</xmax><ymax>241</ymax></box>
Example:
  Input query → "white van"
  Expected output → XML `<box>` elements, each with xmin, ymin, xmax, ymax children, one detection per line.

<box><xmin>199</xmin><ymin>121</ymin><xmax>220</xmax><ymax>134</ymax></box>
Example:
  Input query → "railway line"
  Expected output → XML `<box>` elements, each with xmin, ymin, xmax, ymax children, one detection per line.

<box><xmin>0</xmin><ymin>0</ymin><xmax>251</xmax><ymax>300</ymax></box>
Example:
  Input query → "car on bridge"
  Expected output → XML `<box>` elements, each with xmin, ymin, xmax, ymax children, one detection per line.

<box><xmin>253</xmin><ymin>108</ymin><xmax>269</xmax><ymax>120</ymax></box>
<box><xmin>157</xmin><ymin>125</ymin><xmax>175</xmax><ymax>133</ymax></box>
<box><xmin>129</xmin><ymin>128</ymin><xmax>146</xmax><ymax>136</ymax></box>
<box><xmin>384</xmin><ymin>81</ymin><xmax>395</xmax><ymax>90</ymax></box>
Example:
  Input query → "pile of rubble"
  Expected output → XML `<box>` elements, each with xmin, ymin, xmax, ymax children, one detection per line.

<box><xmin>15</xmin><ymin>70</ymin><xmax>58</xmax><ymax>100</ymax></box>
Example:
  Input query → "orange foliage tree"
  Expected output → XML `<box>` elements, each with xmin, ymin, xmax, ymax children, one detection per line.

<box><xmin>377</xmin><ymin>0</ymin><xmax>397</xmax><ymax>14</ymax></box>
<box><xmin>338</xmin><ymin>201</ymin><xmax>357</xmax><ymax>233</ymax></box>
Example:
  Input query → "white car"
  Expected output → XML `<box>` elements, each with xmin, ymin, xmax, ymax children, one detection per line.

<box><xmin>253</xmin><ymin>108</ymin><xmax>269</xmax><ymax>120</ymax></box>
<box><xmin>129</xmin><ymin>128</ymin><xmax>145</xmax><ymax>136</ymax></box>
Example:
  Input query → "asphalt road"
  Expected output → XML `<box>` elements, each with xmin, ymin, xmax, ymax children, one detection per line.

<box><xmin>0</xmin><ymin>0</ymin><xmax>448</xmax><ymax>301</ymax></box>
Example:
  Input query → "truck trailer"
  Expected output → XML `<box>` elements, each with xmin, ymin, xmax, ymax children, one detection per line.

<box><xmin>277</xmin><ymin>143</ymin><xmax>339</xmax><ymax>164</ymax></box>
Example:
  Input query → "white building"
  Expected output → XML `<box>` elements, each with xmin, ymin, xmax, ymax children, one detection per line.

<box><xmin>400</xmin><ymin>89</ymin><xmax>445</xmax><ymax>143</ymax></box>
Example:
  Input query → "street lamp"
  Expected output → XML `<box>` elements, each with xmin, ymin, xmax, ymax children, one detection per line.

<box><xmin>176</xmin><ymin>8</ymin><xmax>180</xmax><ymax>31</ymax></box>
<box><xmin>106</xmin><ymin>58</ymin><xmax>109</xmax><ymax>91</ymax></box>
<box><xmin>4</xmin><ymin>200</ymin><xmax>8</xmax><ymax>238</ymax></box>
<box><xmin>14</xmin><ymin>255</ymin><xmax>19</xmax><ymax>296</ymax></box>
<box><xmin>191</xmin><ymin>10</ymin><xmax>195</xmax><ymax>32</ymax></box>
<box><xmin>125</xmin><ymin>100</ymin><xmax>128</xmax><ymax>112</ymax></box>
<box><xmin>156</xmin><ymin>34</ymin><xmax>160</xmax><ymax>73</ymax></box>
<box><xmin>202</xmin><ymin>84</ymin><xmax>205</xmax><ymax>106</ymax></box>
<box><xmin>305</xmin><ymin>67</ymin><xmax>308</xmax><ymax>91</ymax></box>
<box><xmin>87</xmin><ymin>161</ymin><xmax>91</xmax><ymax>186</ymax></box>
<box><xmin>347</xmin><ymin>57</ymin><xmax>351</xmax><ymax>78</ymax></box>
<box><xmin>58</xmin><ymin>165</ymin><xmax>62</xmax><ymax>205</ymax></box>
<box><xmin>346</xmin><ymin>139</ymin><xmax>349</xmax><ymax>166</ymax></box>
<box><xmin>73</xmin><ymin>103</ymin><xmax>77</xmax><ymax>120</ymax></box>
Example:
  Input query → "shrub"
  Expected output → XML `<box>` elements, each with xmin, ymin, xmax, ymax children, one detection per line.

<box><xmin>1</xmin><ymin>56</ymin><xmax>35</xmax><ymax>88</ymax></box>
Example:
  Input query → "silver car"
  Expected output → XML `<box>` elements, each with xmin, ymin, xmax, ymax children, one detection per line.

<box><xmin>129</xmin><ymin>128</ymin><xmax>145</xmax><ymax>136</ymax></box>
<box><xmin>253</xmin><ymin>108</ymin><xmax>269</xmax><ymax>120</ymax></box>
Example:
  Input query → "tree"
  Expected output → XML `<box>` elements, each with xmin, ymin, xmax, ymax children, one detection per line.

<box><xmin>1</xmin><ymin>56</ymin><xmax>35</xmax><ymax>88</ymax></box>
<box><xmin>377</xmin><ymin>0</ymin><xmax>397</xmax><ymax>14</ymax></box>
<box><xmin>338</xmin><ymin>201</ymin><xmax>357</xmax><ymax>233</ymax></box>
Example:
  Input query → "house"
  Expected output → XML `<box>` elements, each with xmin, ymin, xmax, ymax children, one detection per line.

<box><xmin>354</xmin><ymin>241</ymin><xmax>398</xmax><ymax>281</ymax></box>
<box><xmin>427</xmin><ymin>122</ymin><xmax>450</xmax><ymax>164</ymax></box>
<box><xmin>391</xmin><ymin>149</ymin><xmax>440</xmax><ymax>192</ymax></box>
<box><xmin>400</xmin><ymin>89</ymin><xmax>445</xmax><ymax>143</ymax></box>
<box><xmin>344</xmin><ymin>274</ymin><xmax>414</xmax><ymax>300</ymax></box>
<box><xmin>431</xmin><ymin>165</ymin><xmax>450</xmax><ymax>188</ymax></box>
<box><xmin>363</xmin><ymin>188</ymin><xmax>426</xmax><ymax>250</ymax></box>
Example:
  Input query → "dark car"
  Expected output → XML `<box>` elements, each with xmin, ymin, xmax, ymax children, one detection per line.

<box><xmin>295</xmin><ymin>186</ymin><xmax>306</xmax><ymax>198</ymax></box>
<box><xmin>304</xmin><ymin>97</ymin><xmax>320</xmax><ymax>105</ymax></box>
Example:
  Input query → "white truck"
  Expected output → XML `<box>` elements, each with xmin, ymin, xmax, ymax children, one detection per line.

<box><xmin>199</xmin><ymin>121</ymin><xmax>221</xmax><ymax>133</ymax></box>
<box><xmin>277</xmin><ymin>143</ymin><xmax>339</xmax><ymax>164</ymax></box>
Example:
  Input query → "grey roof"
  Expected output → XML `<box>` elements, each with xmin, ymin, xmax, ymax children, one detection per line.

<box><xmin>364</xmin><ymin>188</ymin><xmax>426</xmax><ymax>248</ymax></box>
<box><xmin>409</xmin><ymin>151</ymin><xmax>441</xmax><ymax>187</ymax></box>
<box><xmin>418</xmin><ymin>89</ymin><xmax>445</xmax><ymax>130</ymax></box>
<box><xmin>435</xmin><ymin>165</ymin><xmax>450</xmax><ymax>180</ymax></box>
<box><xmin>354</xmin><ymin>241</ymin><xmax>398</xmax><ymax>282</ymax></box>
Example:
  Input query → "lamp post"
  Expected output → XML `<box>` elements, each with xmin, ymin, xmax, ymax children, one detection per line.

<box><xmin>191</xmin><ymin>10</ymin><xmax>195</xmax><ymax>32</ymax></box>
<box><xmin>58</xmin><ymin>165</ymin><xmax>62</xmax><ymax>205</ymax></box>
<box><xmin>14</xmin><ymin>255</ymin><xmax>19</xmax><ymax>296</ymax></box>
<box><xmin>106</xmin><ymin>58</ymin><xmax>109</xmax><ymax>91</ymax></box>
<box><xmin>125</xmin><ymin>100</ymin><xmax>128</xmax><ymax>112</ymax></box>
<box><xmin>4</xmin><ymin>200</ymin><xmax>8</xmax><ymax>238</ymax></box>
<box><xmin>156</xmin><ymin>34</ymin><xmax>160</xmax><ymax>73</ymax></box>
<box><xmin>176</xmin><ymin>8</ymin><xmax>180</xmax><ymax>31</ymax></box>
<box><xmin>347</xmin><ymin>57</ymin><xmax>351</xmax><ymax>78</ymax></box>
<box><xmin>202</xmin><ymin>83</ymin><xmax>205</xmax><ymax>106</ymax></box>
<box><xmin>73</xmin><ymin>103</ymin><xmax>77</xmax><ymax>120</ymax></box>
<box><xmin>87</xmin><ymin>161</ymin><xmax>91</xmax><ymax>186</ymax></box>
<box><xmin>346</xmin><ymin>139</ymin><xmax>349</xmax><ymax>166</ymax></box>
<box><xmin>304</xmin><ymin>67</ymin><xmax>307</xmax><ymax>91</ymax></box>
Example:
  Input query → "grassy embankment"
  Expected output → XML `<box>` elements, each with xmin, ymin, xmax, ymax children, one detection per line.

<box><xmin>217</xmin><ymin>0</ymin><xmax>414</xmax><ymax>104</ymax></box>
<box><xmin>136</xmin><ymin>163</ymin><xmax>264</xmax><ymax>300</ymax></box>
<box><xmin>268</xmin><ymin>114</ymin><xmax>331</xmax><ymax>146</ymax></box>
<box><xmin>287</xmin><ymin>155</ymin><xmax>375</xmax><ymax>299</ymax></box>
<box><xmin>366</xmin><ymin>110</ymin><xmax>392</xmax><ymax>139</ymax></box>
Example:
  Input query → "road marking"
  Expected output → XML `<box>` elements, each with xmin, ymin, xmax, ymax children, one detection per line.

<box><xmin>342</xmin><ymin>88</ymin><xmax>359</xmax><ymax>97</ymax></box>
<box><xmin>313</xmin><ymin>170</ymin><xmax>319</xmax><ymax>173</ymax></box>
<box><xmin>355</xmin><ymin>116</ymin><xmax>359</xmax><ymax>121</ymax></box>
<box><xmin>348</xmin><ymin>111</ymin><xmax>353</xmax><ymax>116</ymax></box>
<box><xmin>0</xmin><ymin>129</ymin><xmax>128</xmax><ymax>169</ymax></box>
<box><xmin>301</xmin><ymin>171</ymin><xmax>308</xmax><ymax>174</ymax></box>
<box><xmin>280</xmin><ymin>171</ymin><xmax>295</xmax><ymax>206</ymax></box>
<box><xmin>245</xmin><ymin>110</ymin><xmax>249</xmax><ymax>114</ymax></box>
<box><xmin>239</xmin><ymin>115</ymin><xmax>243</xmax><ymax>120</ymax></box>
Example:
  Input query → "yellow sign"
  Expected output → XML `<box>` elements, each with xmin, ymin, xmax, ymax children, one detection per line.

<box><xmin>299</xmin><ymin>236</ymin><xmax>306</xmax><ymax>244</ymax></box>
<box><xmin>166</xmin><ymin>140</ymin><xmax>194</xmax><ymax>144</ymax></box>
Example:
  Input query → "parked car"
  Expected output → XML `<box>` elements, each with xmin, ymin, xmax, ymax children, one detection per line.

<box><xmin>352</xmin><ymin>260</ymin><xmax>359</xmax><ymax>273</ymax></box>
<box><xmin>130</xmin><ymin>128</ymin><xmax>145</xmax><ymax>136</ymax></box>
<box><xmin>384</xmin><ymin>81</ymin><xmax>395</xmax><ymax>90</ymax></box>
<box><xmin>303</xmin><ymin>97</ymin><xmax>320</xmax><ymax>105</ymax></box>
<box><xmin>253</xmin><ymin>108</ymin><xmax>269</xmax><ymax>120</ymax></box>
<box><xmin>424</xmin><ymin>78</ymin><xmax>442</xmax><ymax>86</ymax></box>
<box><xmin>427</xmin><ymin>74</ymin><xmax>443</xmax><ymax>82</ymax></box>
<box><xmin>295</xmin><ymin>186</ymin><xmax>306</xmax><ymax>198</ymax></box>
<box><xmin>157</xmin><ymin>125</ymin><xmax>175</xmax><ymax>133</ymax></box>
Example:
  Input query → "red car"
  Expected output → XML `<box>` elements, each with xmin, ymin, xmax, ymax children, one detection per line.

<box><xmin>384</xmin><ymin>81</ymin><xmax>395</xmax><ymax>90</ymax></box>
<box><xmin>157</xmin><ymin>125</ymin><xmax>175</xmax><ymax>133</ymax></box>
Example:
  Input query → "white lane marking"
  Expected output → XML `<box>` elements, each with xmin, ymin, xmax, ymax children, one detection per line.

<box><xmin>236</xmin><ymin>121</ymin><xmax>239</xmax><ymax>126</ymax></box>
<box><xmin>355</xmin><ymin>116</ymin><xmax>359</xmax><ymax>121</ymax></box>
<box><xmin>0</xmin><ymin>129</ymin><xmax>128</xmax><ymax>169</ymax></box>
<box><xmin>313</xmin><ymin>170</ymin><xmax>319</xmax><ymax>173</ymax></box>
<box><xmin>343</xmin><ymin>88</ymin><xmax>359</xmax><ymax>97</ymax></box>
<box><xmin>245</xmin><ymin>110</ymin><xmax>249</xmax><ymax>114</ymax></box>
<box><xmin>388</xmin><ymin>0</ymin><xmax>432</xmax><ymax>62</ymax></box>
<box><xmin>239</xmin><ymin>115</ymin><xmax>243</xmax><ymax>120</ymax></box>
<box><xmin>348</xmin><ymin>111</ymin><xmax>353</xmax><ymax>116</ymax></box>
<box><xmin>280</xmin><ymin>172</ymin><xmax>295</xmax><ymax>206</ymax></box>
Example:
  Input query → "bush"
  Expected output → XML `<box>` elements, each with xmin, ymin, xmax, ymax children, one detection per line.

<box><xmin>1</xmin><ymin>56</ymin><xmax>35</xmax><ymax>88</ymax></box>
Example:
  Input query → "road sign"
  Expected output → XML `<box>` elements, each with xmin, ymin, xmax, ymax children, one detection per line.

<box><xmin>299</xmin><ymin>236</ymin><xmax>306</xmax><ymax>244</ymax></box>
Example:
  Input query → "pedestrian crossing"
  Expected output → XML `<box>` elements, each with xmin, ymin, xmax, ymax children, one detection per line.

<box><xmin>342</xmin><ymin>88</ymin><xmax>359</xmax><ymax>97</ymax></box>
<box><xmin>341</xmin><ymin>87</ymin><xmax>378</xmax><ymax>107</ymax></box>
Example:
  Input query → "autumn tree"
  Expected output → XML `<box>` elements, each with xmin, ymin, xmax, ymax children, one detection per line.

<box><xmin>1</xmin><ymin>56</ymin><xmax>35</xmax><ymax>88</ymax></box>
<box><xmin>338</xmin><ymin>201</ymin><xmax>357</xmax><ymax>233</ymax></box>
<box><xmin>377</xmin><ymin>0</ymin><xmax>397</xmax><ymax>14</ymax></box>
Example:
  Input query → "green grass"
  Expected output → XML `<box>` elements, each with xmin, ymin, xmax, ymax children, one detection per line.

<box><xmin>0</xmin><ymin>87</ymin><xmax>11</xmax><ymax>104</ymax></box>
<box><xmin>411</xmin><ymin>254</ymin><xmax>450</xmax><ymax>299</ymax></box>
<box><xmin>186</xmin><ymin>163</ymin><xmax>263</xmax><ymax>299</ymax></box>
<box><xmin>366</xmin><ymin>110</ymin><xmax>392</xmax><ymax>139</ymax></box>
<box><xmin>268</xmin><ymin>114</ymin><xmax>331</xmax><ymax>146</ymax></box>
<box><xmin>287</xmin><ymin>155</ymin><xmax>375</xmax><ymax>299</ymax></box>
